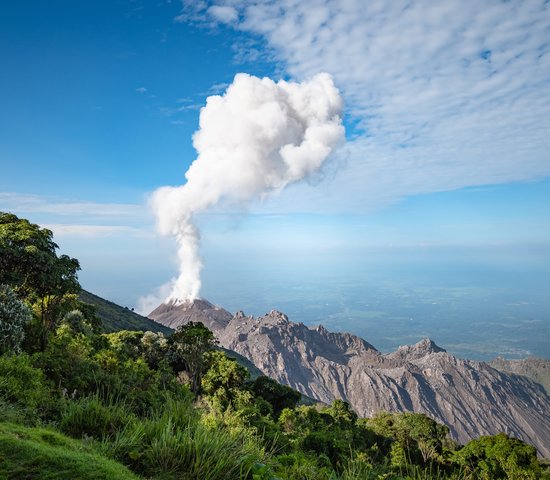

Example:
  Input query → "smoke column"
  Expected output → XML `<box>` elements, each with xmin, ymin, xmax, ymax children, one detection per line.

<box><xmin>151</xmin><ymin>72</ymin><xmax>344</xmax><ymax>304</ymax></box>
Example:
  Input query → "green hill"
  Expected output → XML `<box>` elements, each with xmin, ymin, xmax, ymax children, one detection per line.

<box><xmin>0</xmin><ymin>422</ymin><xmax>138</xmax><ymax>480</ymax></box>
<box><xmin>78</xmin><ymin>290</ymin><xmax>265</xmax><ymax>380</ymax></box>
<box><xmin>79</xmin><ymin>290</ymin><xmax>172</xmax><ymax>335</ymax></box>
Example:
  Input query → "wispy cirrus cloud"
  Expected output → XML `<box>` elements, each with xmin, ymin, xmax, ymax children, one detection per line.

<box><xmin>0</xmin><ymin>192</ymin><xmax>151</xmax><ymax>239</ymax></box>
<box><xmin>0</xmin><ymin>192</ymin><xmax>143</xmax><ymax>218</ymax></box>
<box><xmin>180</xmin><ymin>0</ymin><xmax>550</xmax><ymax>211</ymax></box>
<box><xmin>43</xmin><ymin>224</ymin><xmax>148</xmax><ymax>238</ymax></box>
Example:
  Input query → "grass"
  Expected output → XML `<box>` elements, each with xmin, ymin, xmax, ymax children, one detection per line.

<box><xmin>101</xmin><ymin>396</ymin><xmax>269</xmax><ymax>479</ymax></box>
<box><xmin>0</xmin><ymin>422</ymin><xmax>139</xmax><ymax>479</ymax></box>
<box><xmin>79</xmin><ymin>289</ymin><xmax>172</xmax><ymax>335</ymax></box>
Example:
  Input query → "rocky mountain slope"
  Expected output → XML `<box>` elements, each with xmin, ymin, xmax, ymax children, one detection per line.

<box><xmin>490</xmin><ymin>357</ymin><xmax>550</xmax><ymax>394</ymax></box>
<box><xmin>149</xmin><ymin>300</ymin><xmax>550</xmax><ymax>457</ymax></box>
<box><xmin>148</xmin><ymin>299</ymin><xmax>232</xmax><ymax>332</ymax></box>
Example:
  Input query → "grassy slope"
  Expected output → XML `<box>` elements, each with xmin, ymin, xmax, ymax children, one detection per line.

<box><xmin>78</xmin><ymin>290</ymin><xmax>315</xmax><ymax>401</ymax></box>
<box><xmin>79</xmin><ymin>290</ymin><xmax>266</xmax><ymax>381</ymax></box>
<box><xmin>0</xmin><ymin>422</ymin><xmax>138</xmax><ymax>480</ymax></box>
<box><xmin>79</xmin><ymin>290</ymin><xmax>172</xmax><ymax>335</ymax></box>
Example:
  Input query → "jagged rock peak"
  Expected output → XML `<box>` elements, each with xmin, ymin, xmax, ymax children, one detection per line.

<box><xmin>148</xmin><ymin>298</ymin><xmax>232</xmax><ymax>332</ymax></box>
<box><xmin>388</xmin><ymin>338</ymin><xmax>446</xmax><ymax>360</ymax></box>
<box><xmin>267</xmin><ymin>310</ymin><xmax>289</xmax><ymax>322</ymax></box>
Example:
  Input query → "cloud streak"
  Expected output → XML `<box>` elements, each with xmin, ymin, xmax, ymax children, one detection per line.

<box><xmin>0</xmin><ymin>192</ymin><xmax>143</xmax><ymax>218</ymax></box>
<box><xmin>43</xmin><ymin>224</ymin><xmax>148</xmax><ymax>238</ymax></box>
<box><xmin>182</xmin><ymin>0</ymin><xmax>550</xmax><ymax>211</ymax></box>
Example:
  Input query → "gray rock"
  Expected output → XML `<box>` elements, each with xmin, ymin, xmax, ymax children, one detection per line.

<box><xmin>151</xmin><ymin>300</ymin><xmax>550</xmax><ymax>457</ymax></box>
<box><xmin>148</xmin><ymin>298</ymin><xmax>232</xmax><ymax>332</ymax></box>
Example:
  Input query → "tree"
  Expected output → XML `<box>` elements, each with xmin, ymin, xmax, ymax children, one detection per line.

<box><xmin>202</xmin><ymin>350</ymin><xmax>248</xmax><ymax>409</ymax></box>
<box><xmin>105</xmin><ymin>330</ymin><xmax>145</xmax><ymax>360</ymax></box>
<box><xmin>249</xmin><ymin>376</ymin><xmax>301</xmax><ymax>418</ymax></box>
<box><xmin>325</xmin><ymin>399</ymin><xmax>357</xmax><ymax>426</ymax></box>
<box><xmin>366</xmin><ymin>411</ymin><xmax>449</xmax><ymax>466</ymax></box>
<box><xmin>0</xmin><ymin>284</ymin><xmax>32</xmax><ymax>353</ymax></box>
<box><xmin>169</xmin><ymin>321</ymin><xmax>218</xmax><ymax>394</ymax></box>
<box><xmin>454</xmin><ymin>433</ymin><xmax>541</xmax><ymax>480</ymax></box>
<box><xmin>0</xmin><ymin>212</ymin><xmax>80</xmax><ymax>349</ymax></box>
<box><xmin>140</xmin><ymin>331</ymin><xmax>168</xmax><ymax>369</ymax></box>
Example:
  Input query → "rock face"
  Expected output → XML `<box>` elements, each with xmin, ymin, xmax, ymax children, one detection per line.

<box><xmin>148</xmin><ymin>298</ymin><xmax>232</xmax><ymax>332</ymax></box>
<box><xmin>150</xmin><ymin>301</ymin><xmax>550</xmax><ymax>457</ymax></box>
<box><xmin>490</xmin><ymin>357</ymin><xmax>550</xmax><ymax>395</ymax></box>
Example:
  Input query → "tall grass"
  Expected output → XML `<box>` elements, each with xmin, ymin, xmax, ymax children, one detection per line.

<box><xmin>101</xmin><ymin>394</ymin><xmax>269</xmax><ymax>479</ymax></box>
<box><xmin>0</xmin><ymin>422</ymin><xmax>138</xmax><ymax>479</ymax></box>
<box><xmin>60</xmin><ymin>393</ymin><xmax>136</xmax><ymax>439</ymax></box>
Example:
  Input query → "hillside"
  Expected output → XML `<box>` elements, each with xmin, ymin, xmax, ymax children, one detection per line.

<box><xmin>490</xmin><ymin>357</ymin><xmax>550</xmax><ymax>394</ymax></box>
<box><xmin>150</xmin><ymin>300</ymin><xmax>550</xmax><ymax>458</ymax></box>
<box><xmin>79</xmin><ymin>290</ymin><xmax>264</xmax><ymax>380</ymax></box>
<box><xmin>0</xmin><ymin>422</ymin><xmax>138</xmax><ymax>479</ymax></box>
<box><xmin>79</xmin><ymin>290</ymin><xmax>172</xmax><ymax>335</ymax></box>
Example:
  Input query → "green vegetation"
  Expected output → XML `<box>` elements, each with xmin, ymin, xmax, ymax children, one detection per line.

<box><xmin>79</xmin><ymin>289</ymin><xmax>172</xmax><ymax>335</ymax></box>
<box><xmin>0</xmin><ymin>422</ymin><xmax>138</xmax><ymax>479</ymax></box>
<box><xmin>1</xmin><ymin>211</ymin><xmax>548</xmax><ymax>479</ymax></box>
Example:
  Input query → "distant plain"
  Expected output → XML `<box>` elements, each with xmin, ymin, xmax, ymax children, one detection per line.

<box><xmin>200</xmin><ymin>249</ymin><xmax>550</xmax><ymax>361</ymax></box>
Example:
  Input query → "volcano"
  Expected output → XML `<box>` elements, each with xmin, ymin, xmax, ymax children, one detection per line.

<box><xmin>148</xmin><ymin>298</ymin><xmax>232</xmax><ymax>332</ymax></box>
<box><xmin>148</xmin><ymin>298</ymin><xmax>550</xmax><ymax>457</ymax></box>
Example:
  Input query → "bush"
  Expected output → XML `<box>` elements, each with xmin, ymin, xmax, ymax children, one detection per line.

<box><xmin>454</xmin><ymin>433</ymin><xmax>541</xmax><ymax>479</ymax></box>
<box><xmin>272</xmin><ymin>452</ymin><xmax>334</xmax><ymax>480</ymax></box>
<box><xmin>0</xmin><ymin>284</ymin><xmax>32</xmax><ymax>354</ymax></box>
<box><xmin>0</xmin><ymin>353</ymin><xmax>55</xmax><ymax>422</ymax></box>
<box><xmin>102</xmin><ymin>396</ymin><xmax>268</xmax><ymax>479</ymax></box>
<box><xmin>60</xmin><ymin>395</ymin><xmax>136</xmax><ymax>440</ymax></box>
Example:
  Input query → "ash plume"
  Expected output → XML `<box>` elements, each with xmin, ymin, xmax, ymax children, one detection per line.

<box><xmin>150</xmin><ymin>72</ymin><xmax>344</xmax><ymax>304</ymax></box>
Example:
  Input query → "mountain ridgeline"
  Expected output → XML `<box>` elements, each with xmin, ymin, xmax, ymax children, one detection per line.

<box><xmin>148</xmin><ymin>299</ymin><xmax>550</xmax><ymax>458</ymax></box>
<box><xmin>79</xmin><ymin>290</ymin><xmax>172</xmax><ymax>335</ymax></box>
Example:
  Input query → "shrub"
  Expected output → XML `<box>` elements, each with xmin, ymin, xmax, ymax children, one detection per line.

<box><xmin>0</xmin><ymin>353</ymin><xmax>55</xmax><ymax>422</ymax></box>
<box><xmin>272</xmin><ymin>452</ymin><xmax>334</xmax><ymax>480</ymax></box>
<box><xmin>0</xmin><ymin>284</ymin><xmax>32</xmax><ymax>354</ymax></box>
<box><xmin>454</xmin><ymin>433</ymin><xmax>541</xmax><ymax>480</ymax></box>
<box><xmin>60</xmin><ymin>395</ymin><xmax>136</xmax><ymax>440</ymax></box>
<box><xmin>102</xmin><ymin>396</ymin><xmax>268</xmax><ymax>479</ymax></box>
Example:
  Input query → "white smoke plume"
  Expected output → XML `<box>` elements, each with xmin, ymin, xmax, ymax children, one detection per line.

<box><xmin>151</xmin><ymin>72</ymin><xmax>344</xmax><ymax>304</ymax></box>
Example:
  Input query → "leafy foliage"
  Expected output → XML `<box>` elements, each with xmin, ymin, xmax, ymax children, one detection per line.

<box><xmin>365</xmin><ymin>411</ymin><xmax>450</xmax><ymax>466</ymax></box>
<box><xmin>169</xmin><ymin>321</ymin><xmax>219</xmax><ymax>393</ymax></box>
<box><xmin>0</xmin><ymin>284</ymin><xmax>32</xmax><ymax>353</ymax></box>
<box><xmin>454</xmin><ymin>433</ymin><xmax>541</xmax><ymax>479</ymax></box>
<box><xmin>0</xmin><ymin>353</ymin><xmax>57</xmax><ymax>423</ymax></box>
<box><xmin>249</xmin><ymin>375</ymin><xmax>301</xmax><ymax>418</ymax></box>
<box><xmin>202</xmin><ymin>350</ymin><xmax>249</xmax><ymax>410</ymax></box>
<box><xmin>0</xmin><ymin>211</ymin><xmax>81</xmax><ymax>350</ymax></box>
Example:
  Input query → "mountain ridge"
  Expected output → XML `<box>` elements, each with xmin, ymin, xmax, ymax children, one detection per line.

<box><xmin>149</xmin><ymin>299</ymin><xmax>550</xmax><ymax>458</ymax></box>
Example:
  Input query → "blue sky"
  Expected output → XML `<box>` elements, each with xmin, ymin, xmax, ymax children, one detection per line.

<box><xmin>1</xmin><ymin>0</ymin><xmax>549</xmax><ymax>312</ymax></box>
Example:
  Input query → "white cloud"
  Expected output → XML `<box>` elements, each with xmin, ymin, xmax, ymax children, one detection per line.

<box><xmin>184</xmin><ymin>0</ymin><xmax>550</xmax><ymax>211</ymax></box>
<box><xmin>0</xmin><ymin>192</ymin><xmax>143</xmax><ymax>218</ymax></box>
<box><xmin>136</xmin><ymin>87</ymin><xmax>147</xmax><ymax>93</ymax></box>
<box><xmin>136</xmin><ymin>281</ymin><xmax>175</xmax><ymax>315</ymax></box>
<box><xmin>43</xmin><ymin>224</ymin><xmax>148</xmax><ymax>238</ymax></box>
<box><xmin>208</xmin><ymin>5</ymin><xmax>238</xmax><ymax>23</ymax></box>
